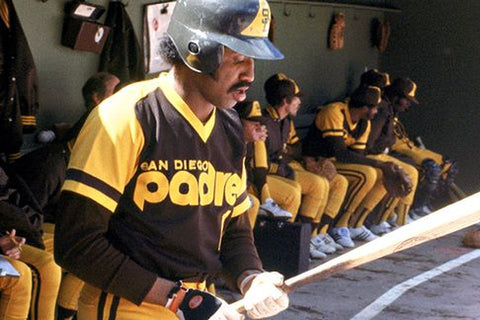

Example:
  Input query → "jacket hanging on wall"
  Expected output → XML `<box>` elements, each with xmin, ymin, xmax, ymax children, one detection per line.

<box><xmin>0</xmin><ymin>0</ymin><xmax>39</xmax><ymax>162</ymax></box>
<box><xmin>372</xmin><ymin>18</ymin><xmax>391</xmax><ymax>53</ymax></box>
<box><xmin>98</xmin><ymin>0</ymin><xmax>143</xmax><ymax>87</ymax></box>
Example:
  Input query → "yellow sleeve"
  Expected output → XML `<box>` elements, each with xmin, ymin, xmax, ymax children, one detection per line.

<box><xmin>62</xmin><ymin>82</ymin><xmax>154</xmax><ymax>212</ymax></box>
<box><xmin>316</xmin><ymin>103</ymin><xmax>345</xmax><ymax>138</ymax></box>
<box><xmin>351</xmin><ymin>121</ymin><xmax>371</xmax><ymax>151</ymax></box>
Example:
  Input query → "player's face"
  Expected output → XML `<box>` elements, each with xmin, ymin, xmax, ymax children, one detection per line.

<box><xmin>287</xmin><ymin>96</ymin><xmax>301</xmax><ymax>117</ymax></box>
<box><xmin>394</xmin><ymin>96</ymin><xmax>411</xmax><ymax>113</ymax></box>
<box><xmin>365</xmin><ymin>105</ymin><xmax>379</xmax><ymax>120</ymax></box>
<box><xmin>202</xmin><ymin>47</ymin><xmax>255</xmax><ymax>109</ymax></box>
<box><xmin>90</xmin><ymin>76</ymin><xmax>120</xmax><ymax>111</ymax></box>
<box><xmin>104</xmin><ymin>77</ymin><xmax>120</xmax><ymax>98</ymax></box>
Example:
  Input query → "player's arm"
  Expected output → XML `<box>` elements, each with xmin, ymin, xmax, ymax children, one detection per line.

<box><xmin>325</xmin><ymin>136</ymin><xmax>393</xmax><ymax>172</ymax></box>
<box><xmin>366</xmin><ymin>106</ymin><xmax>389</xmax><ymax>153</ymax></box>
<box><xmin>251</xmin><ymin>141</ymin><xmax>270</xmax><ymax>200</ymax></box>
<box><xmin>54</xmin><ymin>191</ymin><xmax>172</xmax><ymax>305</ymax></box>
<box><xmin>220</xmin><ymin>211</ymin><xmax>263</xmax><ymax>288</ymax></box>
<box><xmin>220</xmin><ymin>209</ymin><xmax>289</xmax><ymax>319</ymax></box>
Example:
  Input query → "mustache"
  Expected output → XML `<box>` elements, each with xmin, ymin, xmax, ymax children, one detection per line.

<box><xmin>228</xmin><ymin>81</ymin><xmax>252</xmax><ymax>93</ymax></box>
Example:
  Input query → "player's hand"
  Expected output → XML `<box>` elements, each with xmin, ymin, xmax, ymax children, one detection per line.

<box><xmin>0</xmin><ymin>229</ymin><xmax>25</xmax><ymax>260</ymax></box>
<box><xmin>177</xmin><ymin>289</ymin><xmax>244</xmax><ymax>320</ymax></box>
<box><xmin>241</xmin><ymin>272</ymin><xmax>289</xmax><ymax>319</ymax></box>
<box><xmin>380</xmin><ymin>161</ymin><xmax>398</xmax><ymax>175</ymax></box>
<box><xmin>242</xmin><ymin>120</ymin><xmax>268</xmax><ymax>143</ymax></box>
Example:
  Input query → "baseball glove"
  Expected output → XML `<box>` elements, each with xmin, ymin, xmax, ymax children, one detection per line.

<box><xmin>382</xmin><ymin>163</ymin><xmax>413</xmax><ymax>198</ymax></box>
<box><xmin>304</xmin><ymin>156</ymin><xmax>337</xmax><ymax>182</ymax></box>
<box><xmin>463</xmin><ymin>229</ymin><xmax>480</xmax><ymax>248</ymax></box>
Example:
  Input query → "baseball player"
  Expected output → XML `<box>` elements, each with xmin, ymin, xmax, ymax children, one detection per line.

<box><xmin>0</xmin><ymin>229</ymin><xmax>61</xmax><ymax>320</ymax></box>
<box><xmin>386</xmin><ymin>78</ymin><xmax>458</xmax><ymax>217</ymax></box>
<box><xmin>261</xmin><ymin>74</ymin><xmax>348</xmax><ymax>258</ymax></box>
<box><xmin>361</xmin><ymin>71</ymin><xmax>419</xmax><ymax>229</ymax></box>
<box><xmin>0</xmin><ymin>232</ymin><xmax>31</xmax><ymax>320</ymax></box>
<box><xmin>303</xmin><ymin>85</ymin><xmax>410</xmax><ymax>246</ymax></box>
<box><xmin>235</xmin><ymin>100</ymin><xmax>299</xmax><ymax>225</ymax></box>
<box><xmin>54</xmin><ymin>1</ymin><xmax>289</xmax><ymax>319</ymax></box>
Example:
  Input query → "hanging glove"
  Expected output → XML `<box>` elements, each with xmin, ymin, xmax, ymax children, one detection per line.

<box><xmin>167</xmin><ymin>284</ymin><xmax>244</xmax><ymax>320</ymax></box>
<box><xmin>240</xmin><ymin>272</ymin><xmax>289</xmax><ymax>319</ymax></box>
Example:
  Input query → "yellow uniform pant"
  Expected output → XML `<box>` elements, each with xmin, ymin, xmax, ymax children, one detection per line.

<box><xmin>320</xmin><ymin>174</ymin><xmax>349</xmax><ymax>233</ymax></box>
<box><xmin>392</xmin><ymin>138</ymin><xmax>443</xmax><ymax>166</ymax></box>
<box><xmin>20</xmin><ymin>244</ymin><xmax>62</xmax><ymax>320</ymax></box>
<box><xmin>266</xmin><ymin>175</ymin><xmax>302</xmax><ymax>221</ymax></box>
<box><xmin>289</xmin><ymin>161</ymin><xmax>329</xmax><ymax>223</ymax></box>
<box><xmin>368</xmin><ymin>154</ymin><xmax>419</xmax><ymax>225</ymax></box>
<box><xmin>368</xmin><ymin>154</ymin><xmax>419</xmax><ymax>206</ymax></box>
<box><xmin>43</xmin><ymin>223</ymin><xmax>86</xmax><ymax>317</ymax></box>
<box><xmin>78</xmin><ymin>282</ymin><xmax>207</xmax><ymax>320</ymax></box>
<box><xmin>57</xmin><ymin>273</ymin><xmax>85</xmax><ymax>313</ymax></box>
<box><xmin>0</xmin><ymin>257</ymin><xmax>32</xmax><ymax>320</ymax></box>
<box><xmin>78</xmin><ymin>284</ymin><xmax>177</xmax><ymax>320</ymax></box>
<box><xmin>333</xmin><ymin>162</ymin><xmax>380</xmax><ymax>228</ymax></box>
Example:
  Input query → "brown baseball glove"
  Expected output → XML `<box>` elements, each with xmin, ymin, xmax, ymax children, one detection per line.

<box><xmin>382</xmin><ymin>162</ymin><xmax>413</xmax><ymax>198</ymax></box>
<box><xmin>463</xmin><ymin>229</ymin><xmax>480</xmax><ymax>248</ymax></box>
<box><xmin>304</xmin><ymin>156</ymin><xmax>337</xmax><ymax>182</ymax></box>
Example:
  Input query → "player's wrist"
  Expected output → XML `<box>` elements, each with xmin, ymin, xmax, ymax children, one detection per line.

<box><xmin>237</xmin><ymin>269</ymin><xmax>262</xmax><ymax>294</ymax></box>
<box><xmin>165</xmin><ymin>280</ymin><xmax>189</xmax><ymax>313</ymax></box>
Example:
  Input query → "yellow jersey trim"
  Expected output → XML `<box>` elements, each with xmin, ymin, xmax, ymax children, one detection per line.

<box><xmin>63</xmin><ymin>180</ymin><xmax>117</xmax><ymax>213</ymax></box>
<box><xmin>159</xmin><ymin>74</ymin><xmax>215</xmax><ymax>143</ymax></box>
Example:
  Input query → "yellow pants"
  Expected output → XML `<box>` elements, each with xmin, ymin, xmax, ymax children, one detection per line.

<box><xmin>0</xmin><ymin>257</ymin><xmax>32</xmax><ymax>320</ymax></box>
<box><xmin>333</xmin><ymin>162</ymin><xmax>380</xmax><ymax>227</ymax></box>
<box><xmin>57</xmin><ymin>273</ymin><xmax>85</xmax><ymax>312</ymax></box>
<box><xmin>368</xmin><ymin>154</ymin><xmax>419</xmax><ymax>225</ymax></box>
<box><xmin>266</xmin><ymin>175</ymin><xmax>302</xmax><ymax>220</ymax></box>
<box><xmin>78</xmin><ymin>284</ymin><xmax>177</xmax><ymax>320</ymax></box>
<box><xmin>42</xmin><ymin>223</ymin><xmax>86</xmax><ymax>316</ymax></box>
<box><xmin>20</xmin><ymin>245</ymin><xmax>62</xmax><ymax>320</ymax></box>
<box><xmin>392</xmin><ymin>138</ymin><xmax>443</xmax><ymax>165</ymax></box>
<box><xmin>78</xmin><ymin>281</ymin><xmax>207</xmax><ymax>320</ymax></box>
<box><xmin>368</xmin><ymin>154</ymin><xmax>419</xmax><ymax>206</ymax></box>
<box><xmin>323</xmin><ymin>174</ymin><xmax>349</xmax><ymax>229</ymax></box>
<box><xmin>289</xmin><ymin>161</ymin><xmax>329</xmax><ymax>223</ymax></box>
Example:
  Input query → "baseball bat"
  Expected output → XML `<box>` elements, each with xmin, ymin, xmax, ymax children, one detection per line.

<box><xmin>232</xmin><ymin>191</ymin><xmax>480</xmax><ymax>312</ymax></box>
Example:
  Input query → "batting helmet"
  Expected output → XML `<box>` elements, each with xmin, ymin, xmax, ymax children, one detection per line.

<box><xmin>167</xmin><ymin>0</ymin><xmax>284</xmax><ymax>74</ymax></box>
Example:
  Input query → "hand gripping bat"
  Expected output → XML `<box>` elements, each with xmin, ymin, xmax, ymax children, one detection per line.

<box><xmin>232</xmin><ymin>191</ymin><xmax>480</xmax><ymax>312</ymax></box>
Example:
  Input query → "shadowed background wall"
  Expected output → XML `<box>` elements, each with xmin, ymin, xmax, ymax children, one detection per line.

<box><xmin>383</xmin><ymin>0</ymin><xmax>480</xmax><ymax>195</ymax></box>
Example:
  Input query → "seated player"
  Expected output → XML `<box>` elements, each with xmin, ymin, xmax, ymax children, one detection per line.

<box><xmin>0</xmin><ymin>229</ymin><xmax>61</xmax><ymax>320</ymax></box>
<box><xmin>361</xmin><ymin>70</ymin><xmax>419</xmax><ymax>230</ymax></box>
<box><xmin>234</xmin><ymin>100</ymin><xmax>298</xmax><ymax>225</ymax></box>
<box><xmin>387</xmin><ymin>78</ymin><xmax>457</xmax><ymax>216</ymax></box>
<box><xmin>303</xmin><ymin>85</ymin><xmax>414</xmax><ymax>245</ymax></box>
<box><xmin>261</xmin><ymin>74</ymin><xmax>348</xmax><ymax>257</ymax></box>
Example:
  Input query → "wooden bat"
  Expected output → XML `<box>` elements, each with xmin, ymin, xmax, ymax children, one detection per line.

<box><xmin>232</xmin><ymin>191</ymin><xmax>480</xmax><ymax>312</ymax></box>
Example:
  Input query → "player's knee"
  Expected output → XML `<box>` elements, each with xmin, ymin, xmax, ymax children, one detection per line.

<box><xmin>402</xmin><ymin>163</ymin><xmax>419</xmax><ymax>183</ymax></box>
<box><xmin>363</xmin><ymin>166</ymin><xmax>378</xmax><ymax>188</ymax></box>
<box><xmin>332</xmin><ymin>174</ymin><xmax>349</xmax><ymax>192</ymax></box>
<box><xmin>312</xmin><ymin>175</ymin><xmax>329</xmax><ymax>194</ymax></box>
<box><xmin>9</xmin><ymin>259</ymin><xmax>32</xmax><ymax>291</ymax></box>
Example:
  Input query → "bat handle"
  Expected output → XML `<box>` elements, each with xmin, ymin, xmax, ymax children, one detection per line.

<box><xmin>230</xmin><ymin>283</ymin><xmax>291</xmax><ymax>313</ymax></box>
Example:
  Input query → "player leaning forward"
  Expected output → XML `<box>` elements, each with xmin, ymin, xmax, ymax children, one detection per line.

<box><xmin>54</xmin><ymin>1</ymin><xmax>289</xmax><ymax>319</ymax></box>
